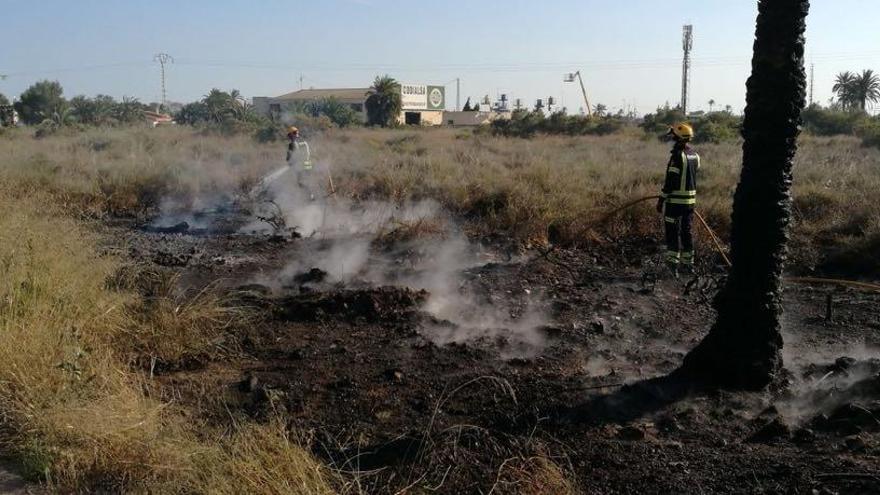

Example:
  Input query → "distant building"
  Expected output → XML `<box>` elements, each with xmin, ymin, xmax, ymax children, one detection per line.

<box><xmin>253</xmin><ymin>88</ymin><xmax>370</xmax><ymax>121</ymax></box>
<box><xmin>253</xmin><ymin>82</ymin><xmax>447</xmax><ymax>126</ymax></box>
<box><xmin>398</xmin><ymin>83</ymin><xmax>445</xmax><ymax>126</ymax></box>
<box><xmin>142</xmin><ymin>110</ymin><xmax>174</xmax><ymax>127</ymax></box>
<box><xmin>444</xmin><ymin>110</ymin><xmax>511</xmax><ymax>127</ymax></box>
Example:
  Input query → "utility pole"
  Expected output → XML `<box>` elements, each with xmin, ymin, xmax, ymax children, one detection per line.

<box><xmin>153</xmin><ymin>53</ymin><xmax>174</xmax><ymax>109</ymax></box>
<box><xmin>299</xmin><ymin>74</ymin><xmax>304</xmax><ymax>90</ymax></box>
<box><xmin>564</xmin><ymin>71</ymin><xmax>592</xmax><ymax>117</ymax></box>
<box><xmin>809</xmin><ymin>62</ymin><xmax>814</xmax><ymax>106</ymax></box>
<box><xmin>681</xmin><ymin>25</ymin><xmax>693</xmax><ymax>116</ymax></box>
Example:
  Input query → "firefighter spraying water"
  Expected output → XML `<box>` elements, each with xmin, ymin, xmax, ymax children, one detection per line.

<box><xmin>286</xmin><ymin>126</ymin><xmax>317</xmax><ymax>200</ymax></box>
<box><xmin>249</xmin><ymin>125</ymin><xmax>316</xmax><ymax>197</ymax></box>
<box><xmin>285</xmin><ymin>126</ymin><xmax>312</xmax><ymax>169</ymax></box>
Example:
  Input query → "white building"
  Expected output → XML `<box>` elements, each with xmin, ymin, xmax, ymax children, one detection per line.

<box><xmin>253</xmin><ymin>82</ymin><xmax>447</xmax><ymax>126</ymax></box>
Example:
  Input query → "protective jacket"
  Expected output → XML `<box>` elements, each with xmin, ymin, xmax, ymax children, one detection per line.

<box><xmin>286</xmin><ymin>137</ymin><xmax>312</xmax><ymax>170</ymax></box>
<box><xmin>660</xmin><ymin>143</ymin><xmax>700</xmax><ymax>210</ymax></box>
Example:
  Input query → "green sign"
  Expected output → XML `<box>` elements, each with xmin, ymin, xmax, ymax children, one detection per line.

<box><xmin>427</xmin><ymin>85</ymin><xmax>445</xmax><ymax>110</ymax></box>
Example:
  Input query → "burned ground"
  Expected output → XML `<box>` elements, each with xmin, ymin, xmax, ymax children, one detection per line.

<box><xmin>101</xmin><ymin>201</ymin><xmax>880</xmax><ymax>495</ymax></box>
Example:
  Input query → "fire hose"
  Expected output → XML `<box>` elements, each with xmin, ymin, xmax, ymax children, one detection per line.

<box><xmin>560</xmin><ymin>194</ymin><xmax>880</xmax><ymax>293</ymax></box>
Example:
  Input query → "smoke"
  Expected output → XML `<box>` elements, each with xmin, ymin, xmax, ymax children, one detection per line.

<box><xmin>151</xmin><ymin>193</ymin><xmax>234</xmax><ymax>230</ymax></box>
<box><xmin>145</xmin><ymin>145</ymin><xmax>552</xmax><ymax>357</ymax></box>
<box><xmin>395</xmin><ymin>236</ymin><xmax>547</xmax><ymax>356</ymax></box>
<box><xmin>775</xmin><ymin>315</ymin><xmax>880</xmax><ymax>425</ymax></box>
<box><xmin>248</xmin><ymin>159</ymin><xmax>552</xmax><ymax>356</ymax></box>
<box><xmin>279</xmin><ymin>236</ymin><xmax>374</xmax><ymax>283</ymax></box>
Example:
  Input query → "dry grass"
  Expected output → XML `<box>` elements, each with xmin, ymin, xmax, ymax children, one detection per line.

<box><xmin>113</xmin><ymin>269</ymin><xmax>249</xmax><ymax>368</ymax></box>
<box><xmin>0</xmin><ymin>126</ymin><xmax>278</xmax><ymax>218</ymax></box>
<box><xmin>316</xmin><ymin>128</ymin><xmax>880</xmax><ymax>271</ymax></box>
<box><xmin>0</xmin><ymin>188</ymin><xmax>337</xmax><ymax>493</ymax></box>
<box><xmin>491</xmin><ymin>456</ymin><xmax>578</xmax><ymax>495</ymax></box>
<box><xmin>2</xmin><ymin>126</ymin><xmax>878</xmax><ymax>272</ymax></box>
<box><xmin>192</xmin><ymin>419</ymin><xmax>338</xmax><ymax>495</ymax></box>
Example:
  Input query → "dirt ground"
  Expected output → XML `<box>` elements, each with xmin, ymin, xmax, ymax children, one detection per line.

<box><xmin>0</xmin><ymin>464</ymin><xmax>34</xmax><ymax>495</ymax></box>
<box><xmin>102</xmin><ymin>201</ymin><xmax>880</xmax><ymax>494</ymax></box>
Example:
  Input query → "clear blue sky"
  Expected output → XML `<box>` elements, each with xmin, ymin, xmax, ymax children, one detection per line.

<box><xmin>2</xmin><ymin>0</ymin><xmax>879</xmax><ymax>114</ymax></box>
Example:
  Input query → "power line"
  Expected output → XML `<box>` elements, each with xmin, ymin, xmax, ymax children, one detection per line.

<box><xmin>153</xmin><ymin>53</ymin><xmax>174</xmax><ymax>107</ymax></box>
<box><xmin>2</xmin><ymin>62</ymin><xmax>149</xmax><ymax>78</ymax></box>
<box><xmin>1</xmin><ymin>49</ymin><xmax>879</xmax><ymax>80</ymax></box>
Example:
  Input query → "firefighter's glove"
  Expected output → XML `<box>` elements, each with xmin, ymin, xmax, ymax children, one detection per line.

<box><xmin>656</xmin><ymin>197</ymin><xmax>665</xmax><ymax>213</ymax></box>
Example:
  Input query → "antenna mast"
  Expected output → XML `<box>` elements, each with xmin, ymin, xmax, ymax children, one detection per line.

<box><xmin>681</xmin><ymin>25</ymin><xmax>693</xmax><ymax>115</ymax></box>
<box><xmin>809</xmin><ymin>62</ymin><xmax>814</xmax><ymax>106</ymax></box>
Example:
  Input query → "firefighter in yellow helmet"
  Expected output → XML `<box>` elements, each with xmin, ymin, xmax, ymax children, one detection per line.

<box><xmin>285</xmin><ymin>125</ymin><xmax>313</xmax><ymax>171</ymax></box>
<box><xmin>656</xmin><ymin>123</ymin><xmax>701</xmax><ymax>274</ymax></box>
<box><xmin>286</xmin><ymin>126</ymin><xmax>299</xmax><ymax>162</ymax></box>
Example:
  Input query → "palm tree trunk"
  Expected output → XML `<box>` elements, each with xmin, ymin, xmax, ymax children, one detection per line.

<box><xmin>677</xmin><ymin>0</ymin><xmax>810</xmax><ymax>390</ymax></box>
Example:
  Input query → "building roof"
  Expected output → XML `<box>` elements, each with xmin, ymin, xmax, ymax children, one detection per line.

<box><xmin>273</xmin><ymin>88</ymin><xmax>370</xmax><ymax>102</ymax></box>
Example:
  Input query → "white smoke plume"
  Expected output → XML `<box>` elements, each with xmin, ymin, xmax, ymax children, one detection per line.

<box><xmin>248</xmin><ymin>159</ymin><xmax>552</xmax><ymax>356</ymax></box>
<box><xmin>151</xmin><ymin>192</ymin><xmax>235</xmax><ymax>230</ymax></box>
<box><xmin>146</xmin><ymin>145</ymin><xmax>553</xmax><ymax>357</ymax></box>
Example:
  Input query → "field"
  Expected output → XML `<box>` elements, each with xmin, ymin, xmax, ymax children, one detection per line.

<box><xmin>0</xmin><ymin>125</ymin><xmax>879</xmax><ymax>493</ymax></box>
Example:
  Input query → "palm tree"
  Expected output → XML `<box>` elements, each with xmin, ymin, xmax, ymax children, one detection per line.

<box><xmin>203</xmin><ymin>89</ymin><xmax>234</xmax><ymax>123</ymax></box>
<box><xmin>832</xmin><ymin>71</ymin><xmax>856</xmax><ymax>110</ymax></box>
<box><xmin>677</xmin><ymin>0</ymin><xmax>810</xmax><ymax>390</ymax></box>
<box><xmin>231</xmin><ymin>100</ymin><xmax>256</xmax><ymax>122</ymax></box>
<box><xmin>851</xmin><ymin>69</ymin><xmax>880</xmax><ymax>111</ymax></box>
<box><xmin>115</xmin><ymin>96</ymin><xmax>144</xmax><ymax>124</ymax></box>
<box><xmin>47</xmin><ymin>105</ymin><xmax>73</xmax><ymax>126</ymax></box>
<box><xmin>708</xmin><ymin>99</ymin><xmax>716</xmax><ymax>112</ymax></box>
<box><xmin>365</xmin><ymin>75</ymin><xmax>402</xmax><ymax>127</ymax></box>
<box><xmin>593</xmin><ymin>103</ymin><xmax>607</xmax><ymax>117</ymax></box>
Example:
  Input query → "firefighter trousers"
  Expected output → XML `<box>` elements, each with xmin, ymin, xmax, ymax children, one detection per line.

<box><xmin>664</xmin><ymin>206</ymin><xmax>694</xmax><ymax>265</ymax></box>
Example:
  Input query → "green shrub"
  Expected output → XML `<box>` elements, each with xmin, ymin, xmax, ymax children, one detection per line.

<box><xmin>491</xmin><ymin>110</ymin><xmax>544</xmax><ymax>138</ymax></box>
<box><xmin>855</xmin><ymin>117</ymin><xmax>880</xmax><ymax>148</ymax></box>
<box><xmin>176</xmin><ymin>102</ymin><xmax>211</xmax><ymax>125</ymax></box>
<box><xmin>33</xmin><ymin>122</ymin><xmax>57</xmax><ymax>139</ymax></box>
<box><xmin>591</xmin><ymin>117</ymin><xmax>625</xmax><ymax>136</ymax></box>
<box><xmin>302</xmin><ymin>98</ymin><xmax>360</xmax><ymax>128</ymax></box>
<box><xmin>254</xmin><ymin>124</ymin><xmax>281</xmax><ymax>143</ymax></box>
<box><xmin>802</xmin><ymin>104</ymin><xmax>863</xmax><ymax>136</ymax></box>
<box><xmin>694</xmin><ymin>120</ymin><xmax>737</xmax><ymax>144</ymax></box>
<box><xmin>641</xmin><ymin>107</ymin><xmax>742</xmax><ymax>143</ymax></box>
<box><xmin>640</xmin><ymin>105</ymin><xmax>686</xmax><ymax>134</ymax></box>
<box><xmin>490</xmin><ymin>110</ymin><xmax>625</xmax><ymax>138</ymax></box>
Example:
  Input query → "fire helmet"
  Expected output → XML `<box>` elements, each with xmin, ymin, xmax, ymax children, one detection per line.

<box><xmin>668</xmin><ymin>123</ymin><xmax>694</xmax><ymax>141</ymax></box>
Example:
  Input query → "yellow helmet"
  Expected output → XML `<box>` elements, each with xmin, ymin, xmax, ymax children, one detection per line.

<box><xmin>669</xmin><ymin>122</ymin><xmax>694</xmax><ymax>141</ymax></box>
<box><xmin>287</xmin><ymin>126</ymin><xmax>299</xmax><ymax>134</ymax></box>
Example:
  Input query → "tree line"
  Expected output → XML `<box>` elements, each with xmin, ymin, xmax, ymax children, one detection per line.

<box><xmin>3</xmin><ymin>71</ymin><xmax>878</xmax><ymax>147</ymax></box>
<box><xmin>1</xmin><ymin>80</ymin><xmax>150</xmax><ymax>129</ymax></box>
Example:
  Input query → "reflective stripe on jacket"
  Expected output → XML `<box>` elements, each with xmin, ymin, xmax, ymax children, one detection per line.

<box><xmin>661</xmin><ymin>144</ymin><xmax>700</xmax><ymax>206</ymax></box>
